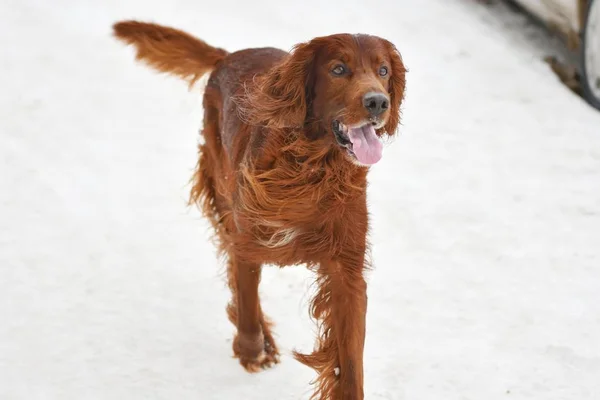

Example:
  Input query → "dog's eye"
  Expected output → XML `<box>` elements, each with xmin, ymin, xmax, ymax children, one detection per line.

<box><xmin>331</xmin><ymin>65</ymin><xmax>347</xmax><ymax>76</ymax></box>
<box><xmin>379</xmin><ymin>66</ymin><xmax>389</xmax><ymax>77</ymax></box>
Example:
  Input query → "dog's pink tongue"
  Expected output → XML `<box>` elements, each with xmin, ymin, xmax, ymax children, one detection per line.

<box><xmin>347</xmin><ymin>124</ymin><xmax>383</xmax><ymax>165</ymax></box>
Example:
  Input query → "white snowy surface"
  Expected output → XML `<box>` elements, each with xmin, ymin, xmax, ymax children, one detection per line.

<box><xmin>2</xmin><ymin>0</ymin><xmax>600</xmax><ymax>399</ymax></box>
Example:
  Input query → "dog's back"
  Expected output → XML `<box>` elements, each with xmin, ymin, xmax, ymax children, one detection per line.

<box><xmin>113</xmin><ymin>21</ymin><xmax>288</xmax><ymax>225</ymax></box>
<box><xmin>113</xmin><ymin>22</ymin><xmax>288</xmax><ymax>167</ymax></box>
<box><xmin>206</xmin><ymin>47</ymin><xmax>287</xmax><ymax>162</ymax></box>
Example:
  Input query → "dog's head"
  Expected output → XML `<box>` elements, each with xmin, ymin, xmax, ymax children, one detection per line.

<box><xmin>246</xmin><ymin>34</ymin><xmax>407</xmax><ymax>166</ymax></box>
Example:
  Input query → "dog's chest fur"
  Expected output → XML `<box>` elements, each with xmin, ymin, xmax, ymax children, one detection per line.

<box><xmin>233</xmin><ymin>154</ymin><xmax>369</xmax><ymax>264</ymax></box>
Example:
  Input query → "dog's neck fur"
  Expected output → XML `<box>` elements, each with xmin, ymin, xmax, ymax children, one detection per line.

<box><xmin>235</xmin><ymin>127</ymin><xmax>368</xmax><ymax>251</ymax></box>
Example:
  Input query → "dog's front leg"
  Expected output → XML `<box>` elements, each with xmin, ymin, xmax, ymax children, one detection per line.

<box><xmin>296</xmin><ymin>256</ymin><xmax>367</xmax><ymax>400</ymax></box>
<box><xmin>327</xmin><ymin>257</ymin><xmax>367</xmax><ymax>400</ymax></box>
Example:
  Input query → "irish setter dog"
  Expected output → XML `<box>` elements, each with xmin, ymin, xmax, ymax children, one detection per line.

<box><xmin>113</xmin><ymin>20</ymin><xmax>406</xmax><ymax>399</ymax></box>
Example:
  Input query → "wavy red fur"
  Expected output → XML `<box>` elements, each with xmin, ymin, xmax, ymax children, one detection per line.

<box><xmin>113</xmin><ymin>20</ymin><xmax>406</xmax><ymax>399</ymax></box>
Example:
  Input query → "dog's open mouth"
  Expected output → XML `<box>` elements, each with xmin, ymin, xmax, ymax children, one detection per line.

<box><xmin>332</xmin><ymin>120</ymin><xmax>383</xmax><ymax>165</ymax></box>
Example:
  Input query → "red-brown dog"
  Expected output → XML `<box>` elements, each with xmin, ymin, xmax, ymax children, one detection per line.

<box><xmin>113</xmin><ymin>20</ymin><xmax>406</xmax><ymax>399</ymax></box>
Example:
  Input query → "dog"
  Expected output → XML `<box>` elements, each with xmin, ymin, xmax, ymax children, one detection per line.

<box><xmin>113</xmin><ymin>20</ymin><xmax>406</xmax><ymax>399</ymax></box>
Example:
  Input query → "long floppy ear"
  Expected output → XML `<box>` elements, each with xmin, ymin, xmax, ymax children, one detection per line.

<box><xmin>384</xmin><ymin>41</ymin><xmax>407</xmax><ymax>136</ymax></box>
<box><xmin>242</xmin><ymin>41</ymin><xmax>318</xmax><ymax>129</ymax></box>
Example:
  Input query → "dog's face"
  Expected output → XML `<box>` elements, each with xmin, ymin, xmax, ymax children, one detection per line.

<box><xmin>309</xmin><ymin>34</ymin><xmax>406</xmax><ymax>165</ymax></box>
<box><xmin>246</xmin><ymin>33</ymin><xmax>406</xmax><ymax>166</ymax></box>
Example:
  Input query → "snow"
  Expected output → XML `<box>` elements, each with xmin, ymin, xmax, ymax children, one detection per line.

<box><xmin>2</xmin><ymin>0</ymin><xmax>600</xmax><ymax>399</ymax></box>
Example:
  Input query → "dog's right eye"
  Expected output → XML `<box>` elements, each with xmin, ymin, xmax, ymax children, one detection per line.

<box><xmin>331</xmin><ymin>64</ymin><xmax>347</xmax><ymax>76</ymax></box>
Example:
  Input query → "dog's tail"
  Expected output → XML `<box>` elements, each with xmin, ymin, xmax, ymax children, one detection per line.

<box><xmin>113</xmin><ymin>20</ymin><xmax>228</xmax><ymax>87</ymax></box>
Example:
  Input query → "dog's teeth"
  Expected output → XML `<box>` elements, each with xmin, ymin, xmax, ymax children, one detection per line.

<box><xmin>334</xmin><ymin>367</ymin><xmax>340</xmax><ymax>376</ymax></box>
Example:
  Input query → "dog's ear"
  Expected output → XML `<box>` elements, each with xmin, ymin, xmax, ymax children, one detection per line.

<box><xmin>383</xmin><ymin>41</ymin><xmax>407</xmax><ymax>136</ymax></box>
<box><xmin>242</xmin><ymin>41</ymin><xmax>319</xmax><ymax>129</ymax></box>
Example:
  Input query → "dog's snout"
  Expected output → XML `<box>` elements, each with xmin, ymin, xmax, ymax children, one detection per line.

<box><xmin>362</xmin><ymin>92</ymin><xmax>389</xmax><ymax>116</ymax></box>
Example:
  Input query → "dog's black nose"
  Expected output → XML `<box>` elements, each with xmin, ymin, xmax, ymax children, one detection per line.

<box><xmin>363</xmin><ymin>92</ymin><xmax>389</xmax><ymax>116</ymax></box>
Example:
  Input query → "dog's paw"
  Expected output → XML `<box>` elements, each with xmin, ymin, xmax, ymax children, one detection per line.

<box><xmin>233</xmin><ymin>332</ymin><xmax>280</xmax><ymax>373</ymax></box>
<box><xmin>238</xmin><ymin>348</ymin><xmax>280</xmax><ymax>372</ymax></box>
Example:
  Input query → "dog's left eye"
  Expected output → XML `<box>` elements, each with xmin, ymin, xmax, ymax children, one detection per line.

<box><xmin>379</xmin><ymin>66</ymin><xmax>388</xmax><ymax>77</ymax></box>
<box><xmin>331</xmin><ymin>65</ymin><xmax>347</xmax><ymax>76</ymax></box>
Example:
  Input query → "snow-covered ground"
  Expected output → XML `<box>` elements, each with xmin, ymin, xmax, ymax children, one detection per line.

<box><xmin>2</xmin><ymin>0</ymin><xmax>600</xmax><ymax>399</ymax></box>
